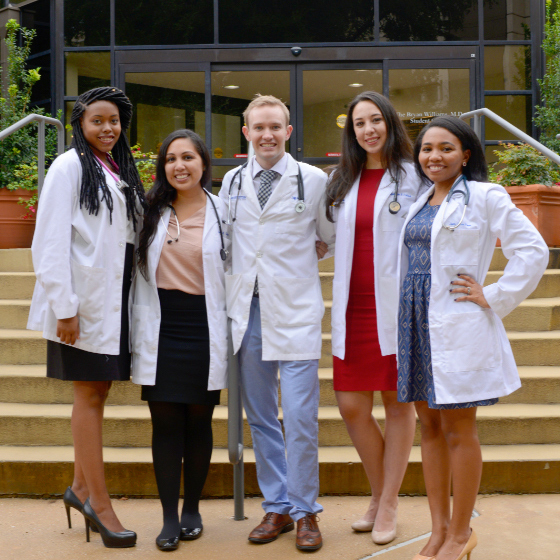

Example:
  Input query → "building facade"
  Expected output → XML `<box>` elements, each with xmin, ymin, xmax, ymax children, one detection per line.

<box><xmin>1</xmin><ymin>0</ymin><xmax>546</xmax><ymax>184</ymax></box>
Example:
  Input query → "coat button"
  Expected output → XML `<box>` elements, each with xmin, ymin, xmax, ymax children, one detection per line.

<box><xmin>259</xmin><ymin>220</ymin><xmax>264</xmax><ymax>225</ymax></box>
<box><xmin>114</xmin><ymin>305</ymin><xmax>120</xmax><ymax>312</ymax></box>
<box><xmin>256</xmin><ymin>252</ymin><xmax>262</xmax><ymax>258</ymax></box>
<box><xmin>119</xmin><ymin>242</ymin><xmax>124</xmax><ymax>247</ymax></box>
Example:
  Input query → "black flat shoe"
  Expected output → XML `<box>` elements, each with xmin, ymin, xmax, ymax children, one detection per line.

<box><xmin>156</xmin><ymin>535</ymin><xmax>180</xmax><ymax>551</ymax></box>
<box><xmin>62</xmin><ymin>487</ymin><xmax>98</xmax><ymax>532</ymax></box>
<box><xmin>180</xmin><ymin>526</ymin><xmax>203</xmax><ymax>540</ymax></box>
<box><xmin>82</xmin><ymin>498</ymin><xmax>137</xmax><ymax>548</ymax></box>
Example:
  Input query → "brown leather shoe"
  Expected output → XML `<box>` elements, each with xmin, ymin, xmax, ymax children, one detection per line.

<box><xmin>248</xmin><ymin>512</ymin><xmax>294</xmax><ymax>543</ymax></box>
<box><xmin>296</xmin><ymin>514</ymin><xmax>322</xmax><ymax>551</ymax></box>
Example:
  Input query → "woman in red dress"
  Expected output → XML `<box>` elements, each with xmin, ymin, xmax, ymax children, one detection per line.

<box><xmin>326</xmin><ymin>92</ymin><xmax>423</xmax><ymax>544</ymax></box>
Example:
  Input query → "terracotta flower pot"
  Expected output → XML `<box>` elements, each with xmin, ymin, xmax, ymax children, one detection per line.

<box><xmin>503</xmin><ymin>184</ymin><xmax>560</xmax><ymax>248</ymax></box>
<box><xmin>0</xmin><ymin>188</ymin><xmax>36</xmax><ymax>249</ymax></box>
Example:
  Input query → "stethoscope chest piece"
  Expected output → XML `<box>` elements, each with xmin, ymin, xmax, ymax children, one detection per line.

<box><xmin>388</xmin><ymin>200</ymin><xmax>401</xmax><ymax>214</ymax></box>
<box><xmin>220</xmin><ymin>248</ymin><xmax>228</xmax><ymax>262</ymax></box>
<box><xmin>295</xmin><ymin>200</ymin><xmax>306</xmax><ymax>213</ymax></box>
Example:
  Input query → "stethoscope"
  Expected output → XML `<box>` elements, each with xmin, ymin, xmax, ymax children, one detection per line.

<box><xmin>161</xmin><ymin>188</ymin><xmax>229</xmax><ymax>261</ymax></box>
<box><xmin>226</xmin><ymin>161</ymin><xmax>306</xmax><ymax>225</ymax></box>
<box><xmin>440</xmin><ymin>175</ymin><xmax>470</xmax><ymax>231</ymax></box>
<box><xmin>387</xmin><ymin>168</ymin><xmax>402</xmax><ymax>214</ymax></box>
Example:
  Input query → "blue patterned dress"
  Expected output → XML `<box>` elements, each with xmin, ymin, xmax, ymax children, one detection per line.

<box><xmin>397</xmin><ymin>202</ymin><xmax>498</xmax><ymax>409</ymax></box>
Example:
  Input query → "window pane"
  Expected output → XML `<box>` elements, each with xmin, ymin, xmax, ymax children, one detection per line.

<box><xmin>484</xmin><ymin>0</ymin><xmax>530</xmax><ymax>40</ymax></box>
<box><xmin>65</xmin><ymin>101</ymin><xmax>75</xmax><ymax>146</ymax></box>
<box><xmin>485</xmin><ymin>46</ymin><xmax>531</xmax><ymax>91</ymax></box>
<box><xmin>65</xmin><ymin>52</ymin><xmax>111</xmax><ymax>97</ymax></box>
<box><xmin>29</xmin><ymin>54</ymin><xmax>51</xmax><ymax>105</ymax></box>
<box><xmin>21</xmin><ymin>0</ymin><xmax>51</xmax><ymax>55</ymax></box>
<box><xmin>218</xmin><ymin>0</ymin><xmax>374</xmax><ymax>43</ymax></box>
<box><xmin>380</xmin><ymin>0</ymin><xmax>478</xmax><ymax>41</ymax></box>
<box><xmin>484</xmin><ymin>95</ymin><xmax>531</xmax><ymax>140</ymax></box>
<box><xmin>303</xmin><ymin>69</ymin><xmax>382</xmax><ymax>158</ymax></box>
<box><xmin>211</xmin><ymin>71</ymin><xmax>290</xmax><ymax>159</ymax></box>
<box><xmin>389</xmin><ymin>68</ymin><xmax>470</xmax><ymax>141</ymax></box>
<box><xmin>125</xmin><ymin>72</ymin><xmax>206</xmax><ymax>154</ymax></box>
<box><xmin>211</xmin><ymin>166</ymin><xmax>235</xmax><ymax>195</ymax></box>
<box><xmin>116</xmin><ymin>0</ymin><xmax>213</xmax><ymax>45</ymax></box>
<box><xmin>64</xmin><ymin>0</ymin><xmax>110</xmax><ymax>46</ymax></box>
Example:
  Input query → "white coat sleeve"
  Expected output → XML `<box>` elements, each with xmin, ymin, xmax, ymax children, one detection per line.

<box><xmin>31</xmin><ymin>156</ymin><xmax>80</xmax><ymax>320</ymax></box>
<box><xmin>482</xmin><ymin>185</ymin><xmax>548</xmax><ymax>318</ymax></box>
<box><xmin>316</xmin><ymin>191</ymin><xmax>336</xmax><ymax>258</ymax></box>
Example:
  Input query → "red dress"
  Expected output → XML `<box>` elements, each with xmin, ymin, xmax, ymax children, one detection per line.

<box><xmin>333</xmin><ymin>169</ymin><xmax>398</xmax><ymax>391</ymax></box>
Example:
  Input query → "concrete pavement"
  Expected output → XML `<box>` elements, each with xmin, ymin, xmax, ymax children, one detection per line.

<box><xmin>0</xmin><ymin>494</ymin><xmax>559</xmax><ymax>559</ymax></box>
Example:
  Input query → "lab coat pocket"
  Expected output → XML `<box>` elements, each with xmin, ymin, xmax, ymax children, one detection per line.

<box><xmin>441</xmin><ymin>310</ymin><xmax>499</xmax><ymax>373</ymax></box>
<box><xmin>271</xmin><ymin>276</ymin><xmax>322</xmax><ymax>327</ymax></box>
<box><xmin>70</xmin><ymin>260</ymin><xmax>106</xmax><ymax>323</ymax></box>
<box><xmin>439</xmin><ymin>229</ymin><xmax>479</xmax><ymax>266</ymax></box>
<box><xmin>379</xmin><ymin>276</ymin><xmax>398</xmax><ymax>329</ymax></box>
<box><xmin>130</xmin><ymin>304</ymin><xmax>150</xmax><ymax>355</ymax></box>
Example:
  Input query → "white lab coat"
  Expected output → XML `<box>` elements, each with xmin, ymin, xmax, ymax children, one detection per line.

<box><xmin>219</xmin><ymin>154</ymin><xmax>336</xmax><ymax>361</ymax></box>
<box><xmin>130</xmin><ymin>195</ymin><xmax>230</xmax><ymax>390</ymax></box>
<box><xmin>396</xmin><ymin>179</ymin><xmax>549</xmax><ymax>404</ymax></box>
<box><xmin>27</xmin><ymin>149</ymin><xmax>138</xmax><ymax>355</ymax></box>
<box><xmin>330</xmin><ymin>161</ymin><xmax>425</xmax><ymax>358</ymax></box>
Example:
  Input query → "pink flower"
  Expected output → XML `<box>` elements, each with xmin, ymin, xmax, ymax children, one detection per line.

<box><xmin>31</xmin><ymin>207</ymin><xmax>36</xmax><ymax>212</ymax></box>
<box><xmin>151</xmin><ymin>174</ymin><xmax>155</xmax><ymax>180</ymax></box>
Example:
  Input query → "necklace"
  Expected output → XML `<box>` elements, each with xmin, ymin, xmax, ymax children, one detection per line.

<box><xmin>161</xmin><ymin>206</ymin><xmax>180</xmax><ymax>244</ymax></box>
<box><xmin>95</xmin><ymin>155</ymin><xmax>130</xmax><ymax>192</ymax></box>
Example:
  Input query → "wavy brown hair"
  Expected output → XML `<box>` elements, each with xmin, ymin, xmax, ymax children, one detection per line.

<box><xmin>325</xmin><ymin>91</ymin><xmax>413</xmax><ymax>222</ymax></box>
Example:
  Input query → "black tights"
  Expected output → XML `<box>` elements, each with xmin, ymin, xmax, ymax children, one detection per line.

<box><xmin>148</xmin><ymin>401</ymin><xmax>215</xmax><ymax>540</ymax></box>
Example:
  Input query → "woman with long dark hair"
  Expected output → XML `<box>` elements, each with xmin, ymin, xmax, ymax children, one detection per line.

<box><xmin>398</xmin><ymin>116</ymin><xmax>547</xmax><ymax>560</ymax></box>
<box><xmin>326</xmin><ymin>91</ymin><xmax>425</xmax><ymax>544</ymax></box>
<box><xmin>132</xmin><ymin>129</ymin><xmax>229</xmax><ymax>552</ymax></box>
<box><xmin>28</xmin><ymin>86</ymin><xmax>145</xmax><ymax>548</ymax></box>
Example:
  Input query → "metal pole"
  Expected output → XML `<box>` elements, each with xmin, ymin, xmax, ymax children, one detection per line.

<box><xmin>37</xmin><ymin>119</ymin><xmax>46</xmax><ymax>197</ymax></box>
<box><xmin>227</xmin><ymin>318</ymin><xmax>245</xmax><ymax>520</ymax></box>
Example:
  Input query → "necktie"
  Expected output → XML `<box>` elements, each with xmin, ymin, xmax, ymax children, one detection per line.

<box><xmin>254</xmin><ymin>170</ymin><xmax>277</xmax><ymax>296</ymax></box>
<box><xmin>257</xmin><ymin>170</ymin><xmax>276</xmax><ymax>209</ymax></box>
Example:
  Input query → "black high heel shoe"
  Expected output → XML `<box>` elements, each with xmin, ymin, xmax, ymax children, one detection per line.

<box><xmin>180</xmin><ymin>526</ymin><xmax>203</xmax><ymax>541</ymax></box>
<box><xmin>156</xmin><ymin>535</ymin><xmax>180</xmax><ymax>551</ymax></box>
<box><xmin>82</xmin><ymin>498</ymin><xmax>137</xmax><ymax>548</ymax></box>
<box><xmin>62</xmin><ymin>487</ymin><xmax>98</xmax><ymax>532</ymax></box>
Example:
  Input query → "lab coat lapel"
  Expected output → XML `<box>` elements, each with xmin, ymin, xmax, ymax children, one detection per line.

<box><xmin>431</xmin><ymin>195</ymin><xmax>462</xmax><ymax>243</ymax></box>
<box><xmin>373</xmin><ymin>169</ymin><xmax>393</xmax><ymax>224</ymax></box>
<box><xmin>261</xmin><ymin>154</ymin><xmax>298</xmax><ymax>214</ymax></box>
<box><xmin>149</xmin><ymin>207</ymin><xmax>171</xmax><ymax>283</ymax></box>
<box><xmin>102</xmin><ymin>167</ymin><xmax>126</xmax><ymax>204</ymax></box>
<box><xmin>240</xmin><ymin>161</ymin><xmax>260</xmax><ymax>211</ymax></box>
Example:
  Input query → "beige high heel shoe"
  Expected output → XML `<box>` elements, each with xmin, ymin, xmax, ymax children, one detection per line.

<box><xmin>455</xmin><ymin>529</ymin><xmax>477</xmax><ymax>560</ymax></box>
<box><xmin>351</xmin><ymin>518</ymin><xmax>375</xmax><ymax>532</ymax></box>
<box><xmin>371</xmin><ymin>506</ymin><xmax>398</xmax><ymax>545</ymax></box>
<box><xmin>411</xmin><ymin>555</ymin><xmax>434</xmax><ymax>560</ymax></box>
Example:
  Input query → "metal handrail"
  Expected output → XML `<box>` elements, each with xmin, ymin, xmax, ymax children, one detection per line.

<box><xmin>0</xmin><ymin>114</ymin><xmax>65</xmax><ymax>195</ymax></box>
<box><xmin>227</xmin><ymin>318</ymin><xmax>245</xmax><ymax>520</ymax></box>
<box><xmin>460</xmin><ymin>108</ymin><xmax>560</xmax><ymax>166</ymax></box>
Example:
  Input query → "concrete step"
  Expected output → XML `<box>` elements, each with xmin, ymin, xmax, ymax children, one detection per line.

<box><xmin>0</xmin><ymin>272</ymin><xmax>36</xmax><ymax>299</ymax></box>
<box><xmin>0</xmin><ymin>300</ymin><xmax>32</xmax><ymax>329</ymax></box>
<box><xmin>1</xmin><ymin>443</ymin><xmax>559</xmax><ymax>496</ymax></box>
<box><xmin>321</xmin><ymin>330</ymin><xmax>560</xmax><ymax>368</ymax></box>
<box><xmin>0</xmin><ymin>329</ymin><xmax>45</xmax><ymax>365</ymax></box>
<box><xmin>484</xmin><ymin>269</ymin><xmax>560</xmax><ymax>300</ymax></box>
<box><xmin>1</xmin><ymin>365</ymin><xmax>559</xmax><ymax>407</ymax></box>
<box><xmin>0</xmin><ymin>249</ymin><xmax>34</xmax><ymax>272</ymax></box>
<box><xmin>489</xmin><ymin>247</ymin><xmax>560</xmax><ymax>271</ymax></box>
<box><xmin>2</xmin><ymin>401</ymin><xmax>560</xmax><ymax>448</ymax></box>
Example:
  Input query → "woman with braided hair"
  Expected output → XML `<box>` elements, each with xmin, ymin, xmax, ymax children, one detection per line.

<box><xmin>28</xmin><ymin>86</ymin><xmax>145</xmax><ymax>548</ymax></box>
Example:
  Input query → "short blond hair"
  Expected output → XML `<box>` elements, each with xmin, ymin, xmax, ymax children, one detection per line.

<box><xmin>243</xmin><ymin>94</ymin><xmax>290</xmax><ymax>127</ymax></box>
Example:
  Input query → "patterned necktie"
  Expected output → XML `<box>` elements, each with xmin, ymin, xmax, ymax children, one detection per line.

<box><xmin>254</xmin><ymin>170</ymin><xmax>277</xmax><ymax>297</ymax></box>
<box><xmin>257</xmin><ymin>170</ymin><xmax>276</xmax><ymax>209</ymax></box>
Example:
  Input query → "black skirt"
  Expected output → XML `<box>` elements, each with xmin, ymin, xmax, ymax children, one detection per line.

<box><xmin>141</xmin><ymin>288</ymin><xmax>221</xmax><ymax>405</ymax></box>
<box><xmin>46</xmin><ymin>244</ymin><xmax>134</xmax><ymax>382</ymax></box>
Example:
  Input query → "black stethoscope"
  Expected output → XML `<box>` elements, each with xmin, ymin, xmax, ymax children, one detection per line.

<box><xmin>441</xmin><ymin>175</ymin><xmax>471</xmax><ymax>231</ymax></box>
<box><xmin>226</xmin><ymin>161</ymin><xmax>306</xmax><ymax>225</ymax></box>
<box><xmin>161</xmin><ymin>188</ymin><xmax>229</xmax><ymax>261</ymax></box>
<box><xmin>387</xmin><ymin>168</ymin><xmax>402</xmax><ymax>214</ymax></box>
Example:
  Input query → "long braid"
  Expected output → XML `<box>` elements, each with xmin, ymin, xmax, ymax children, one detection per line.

<box><xmin>70</xmin><ymin>87</ymin><xmax>146</xmax><ymax>229</ymax></box>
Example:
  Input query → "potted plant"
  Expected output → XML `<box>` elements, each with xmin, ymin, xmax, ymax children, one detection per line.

<box><xmin>490</xmin><ymin>142</ymin><xmax>560</xmax><ymax>247</ymax></box>
<box><xmin>0</xmin><ymin>19</ymin><xmax>59</xmax><ymax>248</ymax></box>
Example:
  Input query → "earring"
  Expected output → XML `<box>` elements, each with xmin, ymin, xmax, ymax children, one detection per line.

<box><xmin>463</xmin><ymin>161</ymin><xmax>467</xmax><ymax>166</ymax></box>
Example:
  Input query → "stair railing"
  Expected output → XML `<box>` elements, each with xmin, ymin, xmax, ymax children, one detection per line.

<box><xmin>460</xmin><ymin>108</ymin><xmax>560</xmax><ymax>166</ymax></box>
<box><xmin>0</xmin><ymin>114</ymin><xmax>65</xmax><ymax>196</ymax></box>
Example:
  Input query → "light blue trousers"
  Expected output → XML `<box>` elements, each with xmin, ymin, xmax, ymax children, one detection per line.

<box><xmin>238</xmin><ymin>297</ymin><xmax>323</xmax><ymax>521</ymax></box>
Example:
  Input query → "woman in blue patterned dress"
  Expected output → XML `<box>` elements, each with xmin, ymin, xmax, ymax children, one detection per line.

<box><xmin>397</xmin><ymin>116</ymin><xmax>548</xmax><ymax>560</ymax></box>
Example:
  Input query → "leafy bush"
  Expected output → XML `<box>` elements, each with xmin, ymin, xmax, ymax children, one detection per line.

<box><xmin>131</xmin><ymin>145</ymin><xmax>157</xmax><ymax>191</ymax></box>
<box><xmin>490</xmin><ymin>142</ymin><xmax>560</xmax><ymax>186</ymax></box>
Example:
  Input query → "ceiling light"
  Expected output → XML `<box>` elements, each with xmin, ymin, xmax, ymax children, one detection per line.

<box><xmin>348</xmin><ymin>83</ymin><xmax>363</xmax><ymax>87</ymax></box>
<box><xmin>224</xmin><ymin>85</ymin><xmax>240</xmax><ymax>89</ymax></box>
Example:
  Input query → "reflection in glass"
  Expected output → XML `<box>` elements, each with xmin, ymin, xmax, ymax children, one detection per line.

<box><xmin>389</xmin><ymin>69</ymin><xmax>470</xmax><ymax>141</ymax></box>
<box><xmin>64</xmin><ymin>0</ymin><xmax>110</xmax><ymax>46</ymax></box>
<box><xmin>65</xmin><ymin>52</ymin><xmax>111</xmax><ymax>97</ymax></box>
<box><xmin>484</xmin><ymin>0</ymin><xmax>530</xmax><ymax>40</ymax></box>
<box><xmin>115</xmin><ymin>0</ymin><xmax>213</xmax><ymax>45</ymax></box>
<box><xmin>211</xmin><ymin>166</ymin><xmax>235</xmax><ymax>195</ymax></box>
<box><xmin>302</xmin><ymin>70</ymin><xmax>382</xmax><ymax>158</ymax></box>
<box><xmin>218</xmin><ymin>0</ymin><xmax>374</xmax><ymax>43</ymax></box>
<box><xmin>379</xmin><ymin>0</ymin><xmax>478</xmax><ymax>41</ymax></box>
<box><xmin>21</xmin><ymin>0</ymin><xmax>51</xmax><ymax>55</ymax></box>
<box><xmin>125</xmin><ymin>72</ymin><xmax>206</xmax><ymax>154</ymax></box>
<box><xmin>211</xmin><ymin>71</ymin><xmax>290</xmax><ymax>159</ymax></box>
<box><xmin>484</xmin><ymin>95</ymin><xmax>531</xmax><ymax>141</ymax></box>
<box><xmin>485</xmin><ymin>46</ymin><xmax>531</xmax><ymax>91</ymax></box>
